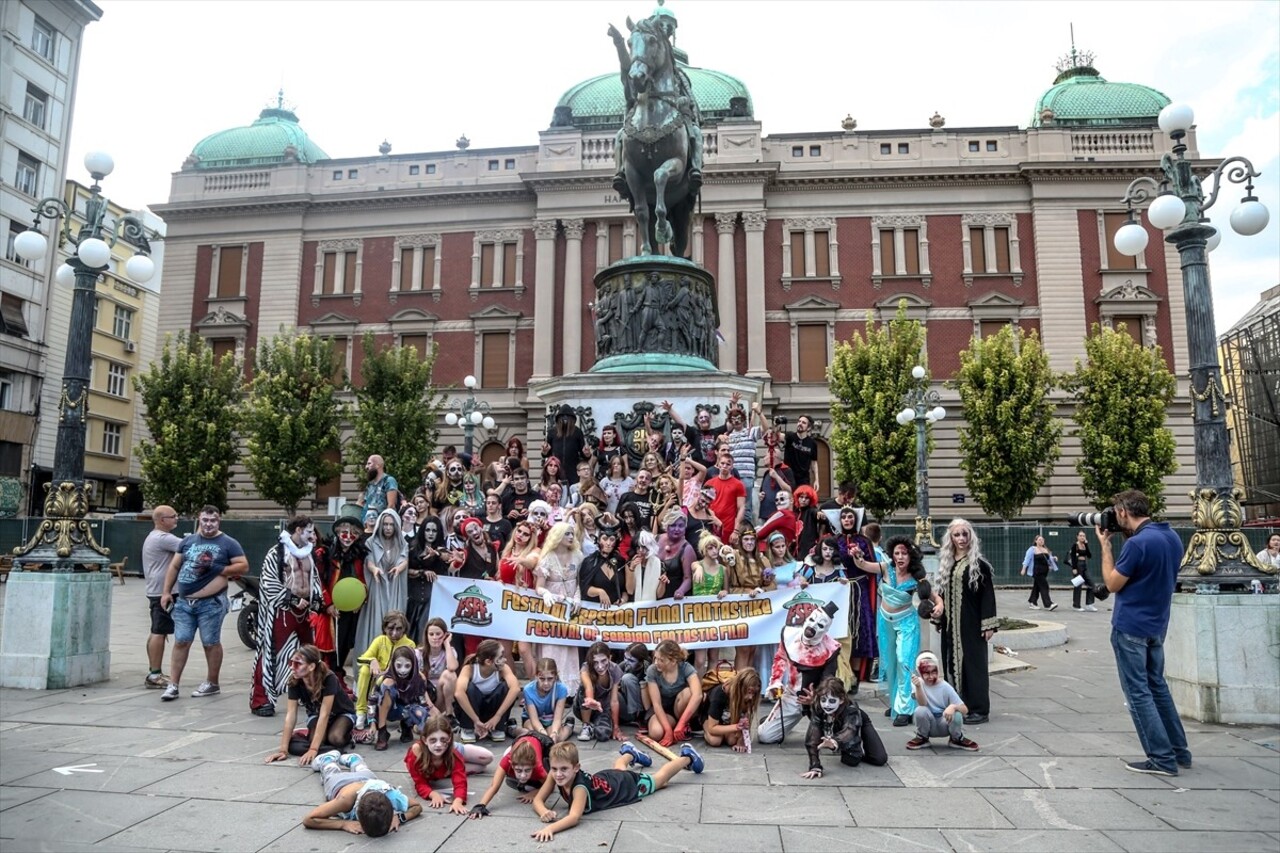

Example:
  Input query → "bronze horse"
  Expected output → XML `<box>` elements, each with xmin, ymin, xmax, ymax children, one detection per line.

<box><xmin>619</xmin><ymin>21</ymin><xmax>697</xmax><ymax>258</ymax></box>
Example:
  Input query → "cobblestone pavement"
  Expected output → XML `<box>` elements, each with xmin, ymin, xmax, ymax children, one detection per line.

<box><xmin>1</xmin><ymin>585</ymin><xmax>1276</xmax><ymax>852</ymax></box>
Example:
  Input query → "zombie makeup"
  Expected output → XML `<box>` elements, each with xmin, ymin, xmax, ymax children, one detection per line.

<box><xmin>665</xmin><ymin>518</ymin><xmax>686</xmax><ymax>539</ymax></box>
<box><xmin>534</xmin><ymin>671</ymin><xmax>557</xmax><ymax>695</ymax></box>
<box><xmin>511</xmin><ymin>764</ymin><xmax>535</xmax><ymax>785</ymax></box>
<box><xmin>819</xmin><ymin>695</ymin><xmax>841</xmax><ymax>715</ymax></box>
<box><xmin>424</xmin><ymin>731</ymin><xmax>452</xmax><ymax>757</ymax></box>
<box><xmin>592</xmin><ymin>654</ymin><xmax>611</xmax><ymax>675</ymax></box>
<box><xmin>393</xmin><ymin>658</ymin><xmax>414</xmax><ymax>678</ymax></box>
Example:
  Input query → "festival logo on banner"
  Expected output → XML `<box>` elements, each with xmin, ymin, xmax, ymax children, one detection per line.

<box><xmin>781</xmin><ymin>589</ymin><xmax>823</xmax><ymax>627</ymax></box>
<box><xmin>451</xmin><ymin>584</ymin><xmax>494</xmax><ymax>629</ymax></box>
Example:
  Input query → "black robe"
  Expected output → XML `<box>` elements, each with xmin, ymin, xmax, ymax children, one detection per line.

<box><xmin>939</xmin><ymin>556</ymin><xmax>997</xmax><ymax>717</ymax></box>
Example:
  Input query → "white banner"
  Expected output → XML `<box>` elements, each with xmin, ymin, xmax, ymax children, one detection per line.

<box><xmin>427</xmin><ymin>576</ymin><xmax>849</xmax><ymax>650</ymax></box>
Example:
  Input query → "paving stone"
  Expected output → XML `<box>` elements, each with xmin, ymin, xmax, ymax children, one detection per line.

<box><xmin>940</xmin><ymin>828</ymin><xmax>1124</xmax><ymax>851</ymax></box>
<box><xmin>1116</xmin><ymin>789</ymin><xmax>1279</xmax><ymax>832</ymax></box>
<box><xmin>980</xmin><ymin>787</ymin><xmax>1172</xmax><ymax>830</ymax></box>
<box><xmin>778</xmin><ymin>826</ymin><xmax>950</xmax><ymax>852</ymax></box>
<box><xmin>109</xmin><ymin>799</ymin><xmax>302</xmax><ymax>852</ymax></box>
<box><xmin>260</xmin><ymin>811</ymin><xmax>464</xmax><ymax>852</ymax></box>
<box><xmin>0</xmin><ymin>749</ymin><xmax>94</xmax><ymax>785</ymax></box>
<box><xmin>133</xmin><ymin>761</ymin><xmax>321</xmax><ymax>803</ymax></box>
<box><xmin>1165</xmin><ymin>757</ymin><xmax>1279</xmax><ymax>789</ymax></box>
<box><xmin>885</xmin><ymin>754</ymin><xmax>1040</xmax><ymax>788</ymax></box>
<box><xmin>762</xmin><ymin>751</ymin><xmax>902</xmax><ymax>787</ymax></box>
<box><xmin>0</xmin><ymin>788</ymin><xmax>184</xmax><ymax>844</ymax></box>
<box><xmin>1102</xmin><ymin>829</ymin><xmax>1280</xmax><ymax>852</ymax></box>
<box><xmin>0</xmin><ymin>784</ymin><xmax>54</xmax><ymax>811</ymax></box>
<box><xmin>1023</xmin><ymin>731</ymin><xmax>1159</xmax><ymax>757</ymax></box>
<box><xmin>437</xmin><ymin>813</ymin><xmax>619</xmax><ymax>851</ymax></box>
<box><xmin>614</xmin><ymin>821</ymin><xmax>782</xmax><ymax>852</ymax></box>
<box><xmin>841</xmin><ymin>788</ymin><xmax>1012</xmax><ymax>828</ymax></box>
<box><xmin>703</xmin><ymin>784</ymin><xmax>853</xmax><ymax>826</ymax></box>
<box><xmin>1003</xmin><ymin>756</ymin><xmax>1176</xmax><ymax>790</ymax></box>
<box><xmin>7</xmin><ymin>754</ymin><xmax>199</xmax><ymax>794</ymax></box>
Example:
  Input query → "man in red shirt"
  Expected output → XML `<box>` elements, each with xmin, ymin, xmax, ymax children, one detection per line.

<box><xmin>706</xmin><ymin>448</ymin><xmax>746</xmax><ymax>545</ymax></box>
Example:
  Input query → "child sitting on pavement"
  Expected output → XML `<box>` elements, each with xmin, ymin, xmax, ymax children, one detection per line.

<box><xmin>905</xmin><ymin>651</ymin><xmax>979</xmax><ymax>752</ymax></box>
<box><xmin>576</xmin><ymin>641</ymin><xmax>623</xmax><ymax>742</ymax></box>
<box><xmin>355</xmin><ymin>610</ymin><xmax>416</xmax><ymax>731</ymax></box>
<box><xmin>530</xmin><ymin>740</ymin><xmax>704</xmax><ymax>842</ymax></box>
<box><xmin>303</xmin><ymin>749</ymin><xmax>421</xmax><ymax>836</ymax></box>
<box><xmin>372</xmin><ymin>646</ymin><xmax>432</xmax><ymax>751</ymax></box>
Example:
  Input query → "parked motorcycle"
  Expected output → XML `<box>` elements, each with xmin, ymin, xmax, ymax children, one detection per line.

<box><xmin>231</xmin><ymin>574</ymin><xmax>260</xmax><ymax>650</ymax></box>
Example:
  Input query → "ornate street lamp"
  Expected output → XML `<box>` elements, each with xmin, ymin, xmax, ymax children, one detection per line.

<box><xmin>897</xmin><ymin>364</ymin><xmax>946</xmax><ymax>562</ymax></box>
<box><xmin>12</xmin><ymin>151</ymin><xmax>162</xmax><ymax>569</ymax></box>
<box><xmin>443</xmin><ymin>375</ymin><xmax>495</xmax><ymax>457</ymax></box>
<box><xmin>1114</xmin><ymin>103</ymin><xmax>1274</xmax><ymax>592</ymax></box>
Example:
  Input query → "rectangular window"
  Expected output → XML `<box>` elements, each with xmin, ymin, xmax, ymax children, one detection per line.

<box><xmin>993</xmin><ymin>226</ymin><xmax>1011</xmax><ymax>272</ymax></box>
<box><xmin>399</xmin><ymin>248</ymin><xmax>415</xmax><ymax>290</ymax></box>
<box><xmin>979</xmin><ymin>320</ymin><xmax>1008</xmax><ymax>339</ymax></box>
<box><xmin>347</xmin><ymin>169</ymin><xmax>358</xmax><ymax>179</ymax></box>
<box><xmin>481</xmin><ymin>332</ymin><xmax>508</xmax><ymax>388</ymax></box>
<box><xmin>15</xmin><ymin>153</ymin><xmax>39</xmax><ymax>196</ymax></box>
<box><xmin>426</xmin><ymin>164</ymin><xmax>436</xmax><ymax>174</ymax></box>
<box><xmin>6</xmin><ymin>221</ymin><xmax>27</xmax><ymax>265</ymax></box>
<box><xmin>970</xmin><ymin>227</ymin><xmax>987</xmax><ymax>272</ymax></box>
<box><xmin>211</xmin><ymin>338</ymin><xmax>236</xmax><ymax>364</ymax></box>
<box><xmin>809</xmin><ymin>145</ymin><xmax>822</xmax><ymax>157</ymax></box>
<box><xmin>422</xmin><ymin>246</ymin><xmax>436</xmax><ymax>288</ymax></box>
<box><xmin>608</xmin><ymin>224</ymin><xmax>623</xmax><ymax>264</ymax></box>
<box><xmin>1</xmin><ymin>293</ymin><xmax>29</xmax><ymax>338</ymax></box>
<box><xmin>322</xmin><ymin>252</ymin><xmax>336</xmax><ymax>292</ymax></box>
<box><xmin>880</xmin><ymin>143</ymin><xmax>891</xmax><ymax>155</ymax></box>
<box><xmin>1104</xmin><ymin>212</ymin><xmax>1138</xmax><ymax>270</ymax></box>
<box><xmin>112</xmin><ymin>305</ymin><xmax>133</xmax><ymax>340</ymax></box>
<box><xmin>409</xmin><ymin>165</ymin><xmax>420</xmax><ymax>175</ymax></box>
<box><xmin>342</xmin><ymin>252</ymin><xmax>357</xmax><ymax>294</ymax></box>
<box><xmin>329</xmin><ymin>338</ymin><xmax>347</xmax><ymax>383</ymax></box>
<box><xmin>789</xmin><ymin>232</ymin><xmax>805</xmax><ymax>278</ymax></box>
<box><xmin>101</xmin><ymin>423</ymin><xmax>123</xmax><ymax>457</ymax></box>
<box><xmin>332</xmin><ymin>170</ymin><xmax>343</xmax><ymax>180</ymax></box>
<box><xmin>968</xmin><ymin>141</ymin><xmax>980</xmax><ymax>152</ymax></box>
<box><xmin>903</xmin><ymin>228</ymin><xmax>921</xmax><ymax>274</ymax></box>
<box><xmin>0</xmin><ymin>376</ymin><xmax>12</xmax><ymax>411</ymax></box>
<box><xmin>791</xmin><ymin>146</ymin><xmax>804</xmax><ymax>157</ymax></box>
<box><xmin>1113</xmin><ymin>316</ymin><xmax>1144</xmax><ymax>344</ymax></box>
<box><xmin>898</xmin><ymin>143</ymin><xmax>910</xmax><ymax>155</ymax></box>
<box><xmin>814</xmin><ymin>230</ymin><xmax>831</xmax><ymax>277</ymax></box>
<box><xmin>0</xmin><ymin>439</ymin><xmax>20</xmax><ymax>476</ymax></box>
<box><xmin>505</xmin><ymin>159</ymin><xmax>516</xmax><ymax>170</ymax></box>
<box><xmin>488</xmin><ymin>160</ymin><xmax>499</xmax><ymax>171</ymax></box>
<box><xmin>107</xmin><ymin>363</ymin><xmax>128</xmax><ymax>397</ymax></box>
<box><xmin>797</xmin><ymin>324</ymin><xmax>828</xmax><ymax>383</ymax></box>
<box><xmin>986</xmin><ymin>140</ymin><xmax>998</xmax><ymax>152</ymax></box>
<box><xmin>32</xmin><ymin>16</ymin><xmax>55</xmax><ymax>61</ymax></box>
<box><xmin>879</xmin><ymin>229</ymin><xmax>895</xmax><ymax>274</ymax></box>
<box><xmin>23</xmin><ymin>84</ymin><xmax>48</xmax><ymax>130</ymax></box>
<box><xmin>315</xmin><ymin>447</ymin><xmax>342</xmax><ymax>501</ymax></box>
<box><xmin>217</xmin><ymin>245</ymin><xmax>243</xmax><ymax>297</ymax></box>
<box><xmin>502</xmin><ymin>243</ymin><xmax>517</xmax><ymax>287</ymax></box>
<box><xmin>480</xmin><ymin>243</ymin><xmax>495</xmax><ymax>286</ymax></box>
<box><xmin>401</xmin><ymin>334</ymin><xmax>429</xmax><ymax>359</ymax></box>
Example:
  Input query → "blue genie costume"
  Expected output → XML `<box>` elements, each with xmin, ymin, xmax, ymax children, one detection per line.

<box><xmin>876</xmin><ymin>536</ymin><xmax>933</xmax><ymax>723</ymax></box>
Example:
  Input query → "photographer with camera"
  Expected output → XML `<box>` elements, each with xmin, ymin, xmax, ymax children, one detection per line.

<box><xmin>1095</xmin><ymin>489</ymin><xmax>1192</xmax><ymax>777</ymax></box>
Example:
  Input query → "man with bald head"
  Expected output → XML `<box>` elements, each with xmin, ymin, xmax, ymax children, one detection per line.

<box><xmin>360</xmin><ymin>454</ymin><xmax>400</xmax><ymax>514</ymax></box>
<box><xmin>142</xmin><ymin>505</ymin><xmax>183</xmax><ymax>688</ymax></box>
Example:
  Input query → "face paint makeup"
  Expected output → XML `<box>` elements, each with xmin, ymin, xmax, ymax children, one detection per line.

<box><xmin>592</xmin><ymin>656</ymin><xmax>611</xmax><ymax>674</ymax></box>
<box><xmin>425</xmin><ymin>731</ymin><xmax>452</xmax><ymax>756</ymax></box>
<box><xmin>393</xmin><ymin>659</ymin><xmax>413</xmax><ymax>677</ymax></box>
<box><xmin>819</xmin><ymin>696</ymin><xmax>841</xmax><ymax>715</ymax></box>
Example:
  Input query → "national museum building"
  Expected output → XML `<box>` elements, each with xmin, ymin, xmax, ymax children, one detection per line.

<box><xmin>152</xmin><ymin>48</ymin><xmax>1198</xmax><ymax>518</ymax></box>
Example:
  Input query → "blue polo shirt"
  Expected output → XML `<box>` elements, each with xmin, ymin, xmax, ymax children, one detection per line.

<box><xmin>1112</xmin><ymin>521</ymin><xmax>1182</xmax><ymax>637</ymax></box>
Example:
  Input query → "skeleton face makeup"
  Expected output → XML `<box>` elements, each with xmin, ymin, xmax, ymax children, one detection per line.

<box><xmin>801</xmin><ymin>607</ymin><xmax>833</xmax><ymax>643</ymax></box>
<box><xmin>819</xmin><ymin>695</ymin><xmax>841</xmax><ymax>715</ymax></box>
<box><xmin>393</xmin><ymin>658</ymin><xmax>414</xmax><ymax>678</ymax></box>
<box><xmin>776</xmin><ymin>491</ymin><xmax>792</xmax><ymax>511</ymax></box>
<box><xmin>424</xmin><ymin>731</ymin><xmax>452</xmax><ymax>757</ymax></box>
<box><xmin>530</xmin><ymin>508</ymin><xmax>550</xmax><ymax>524</ymax></box>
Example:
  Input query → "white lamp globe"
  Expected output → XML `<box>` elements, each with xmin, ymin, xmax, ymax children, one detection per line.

<box><xmin>1158</xmin><ymin>103</ymin><xmax>1194</xmax><ymax>135</ymax></box>
<box><xmin>1147</xmin><ymin>194</ymin><xmax>1186</xmax><ymax>230</ymax></box>
<box><xmin>896</xmin><ymin>409</ymin><xmax>913</xmax><ymax>426</ymax></box>
<box><xmin>13</xmin><ymin>229</ymin><xmax>48</xmax><ymax>260</ymax></box>
<box><xmin>55</xmin><ymin>263</ymin><xmax>75</xmax><ymax>286</ymax></box>
<box><xmin>445</xmin><ymin>412</ymin><xmax>459</xmax><ymax>426</ymax></box>
<box><xmin>1229</xmin><ymin>200</ymin><xmax>1270</xmax><ymax>237</ymax></box>
<box><xmin>1206</xmin><ymin>228</ymin><xmax>1222</xmax><ymax>252</ymax></box>
<box><xmin>125</xmin><ymin>254</ymin><xmax>155</xmax><ymax>283</ymax></box>
<box><xmin>77</xmin><ymin>237</ymin><xmax>111</xmax><ymax>268</ymax></box>
<box><xmin>1114</xmin><ymin>221</ymin><xmax>1149</xmax><ymax>256</ymax></box>
<box><xmin>931</xmin><ymin>406</ymin><xmax>947</xmax><ymax>421</ymax></box>
<box><xmin>469</xmin><ymin>410</ymin><xmax>483</xmax><ymax>425</ymax></box>
<box><xmin>83</xmin><ymin>150</ymin><xmax>115</xmax><ymax>179</ymax></box>
<box><xmin>463</xmin><ymin>374</ymin><xmax>477</xmax><ymax>389</ymax></box>
<box><xmin>911</xmin><ymin>365</ymin><xmax>926</xmax><ymax>380</ymax></box>
<box><xmin>482</xmin><ymin>416</ymin><xmax>496</xmax><ymax>430</ymax></box>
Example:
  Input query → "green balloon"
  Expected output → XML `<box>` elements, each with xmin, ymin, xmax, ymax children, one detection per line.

<box><xmin>333</xmin><ymin>577</ymin><xmax>367</xmax><ymax>612</ymax></box>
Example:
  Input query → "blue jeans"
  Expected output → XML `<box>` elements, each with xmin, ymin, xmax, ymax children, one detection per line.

<box><xmin>172</xmin><ymin>593</ymin><xmax>229</xmax><ymax>646</ymax></box>
<box><xmin>1110</xmin><ymin>628</ymin><xmax>1191</xmax><ymax>772</ymax></box>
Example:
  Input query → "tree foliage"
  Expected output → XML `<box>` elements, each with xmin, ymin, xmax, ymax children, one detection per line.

<box><xmin>952</xmin><ymin>325</ymin><xmax>1061</xmax><ymax>520</ymax></box>
<box><xmin>828</xmin><ymin>303</ymin><xmax>926</xmax><ymax>520</ymax></box>
<box><xmin>347</xmin><ymin>332</ymin><xmax>446</xmax><ymax>490</ymax></box>
<box><xmin>241</xmin><ymin>329</ymin><xmax>346</xmax><ymax>514</ymax></box>
<box><xmin>1062</xmin><ymin>323</ymin><xmax>1178</xmax><ymax>512</ymax></box>
<box><xmin>133</xmin><ymin>333</ymin><xmax>241</xmax><ymax>514</ymax></box>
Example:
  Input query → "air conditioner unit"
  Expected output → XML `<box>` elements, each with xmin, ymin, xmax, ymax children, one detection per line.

<box><xmin>327</xmin><ymin>497</ymin><xmax>347</xmax><ymax>516</ymax></box>
<box><xmin>125</xmin><ymin>341</ymin><xmax>137</xmax><ymax>353</ymax></box>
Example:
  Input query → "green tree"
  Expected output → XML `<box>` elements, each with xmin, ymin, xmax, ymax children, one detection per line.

<box><xmin>133</xmin><ymin>333</ymin><xmax>242</xmax><ymax>514</ymax></box>
<box><xmin>828</xmin><ymin>302</ymin><xmax>926</xmax><ymax>520</ymax></box>
<box><xmin>952</xmin><ymin>325</ymin><xmax>1061</xmax><ymax>520</ymax></box>
<box><xmin>347</xmin><ymin>332</ymin><xmax>446</xmax><ymax>490</ymax></box>
<box><xmin>1062</xmin><ymin>323</ymin><xmax>1178</xmax><ymax>512</ymax></box>
<box><xmin>241</xmin><ymin>329</ymin><xmax>346</xmax><ymax>514</ymax></box>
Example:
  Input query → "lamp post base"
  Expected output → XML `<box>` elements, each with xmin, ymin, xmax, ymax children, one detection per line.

<box><xmin>1178</xmin><ymin>487</ymin><xmax>1277</xmax><ymax>593</ymax></box>
<box><xmin>0</xmin><ymin>571</ymin><xmax>114</xmax><ymax>688</ymax></box>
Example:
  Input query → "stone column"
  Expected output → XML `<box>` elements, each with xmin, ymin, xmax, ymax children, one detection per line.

<box><xmin>715</xmin><ymin>212</ymin><xmax>738</xmax><ymax>373</ymax></box>
<box><xmin>743</xmin><ymin>211</ymin><xmax>769</xmax><ymax>378</ymax></box>
<box><xmin>531</xmin><ymin>219</ymin><xmax>558</xmax><ymax>380</ymax></box>
<box><xmin>562</xmin><ymin>219</ymin><xmax>585</xmax><ymax>375</ymax></box>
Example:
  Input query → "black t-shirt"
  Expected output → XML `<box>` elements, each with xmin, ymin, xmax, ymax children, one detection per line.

<box><xmin>784</xmin><ymin>433</ymin><xmax>818</xmax><ymax>486</ymax></box>
<box><xmin>616</xmin><ymin>491</ymin><xmax>654</xmax><ymax>530</ymax></box>
<box><xmin>706</xmin><ymin>684</ymin><xmax>732</xmax><ymax>725</ymax></box>
<box><xmin>685</xmin><ymin>425</ymin><xmax>725</xmax><ymax>467</ymax></box>
<box><xmin>501</xmin><ymin>487</ymin><xmax>542</xmax><ymax>521</ymax></box>
<box><xmin>484</xmin><ymin>518</ymin><xmax>514</xmax><ymax>550</ymax></box>
<box><xmin>288</xmin><ymin>670</ymin><xmax>356</xmax><ymax>719</ymax></box>
<box><xmin>564</xmin><ymin>768</ymin><xmax>641</xmax><ymax>814</ymax></box>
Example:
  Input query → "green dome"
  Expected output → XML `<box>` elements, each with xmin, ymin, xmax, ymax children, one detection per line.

<box><xmin>187</xmin><ymin>107</ymin><xmax>329</xmax><ymax>170</ymax></box>
<box><xmin>1032</xmin><ymin>64</ymin><xmax>1170</xmax><ymax>127</ymax></box>
<box><xmin>554</xmin><ymin>49</ymin><xmax>752</xmax><ymax>130</ymax></box>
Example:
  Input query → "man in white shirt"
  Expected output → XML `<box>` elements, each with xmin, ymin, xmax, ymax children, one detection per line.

<box><xmin>141</xmin><ymin>506</ymin><xmax>183</xmax><ymax>688</ymax></box>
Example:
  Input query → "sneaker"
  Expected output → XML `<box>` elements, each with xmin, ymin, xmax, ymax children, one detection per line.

<box><xmin>618</xmin><ymin>741</ymin><xmax>652</xmax><ymax>768</ymax></box>
<box><xmin>1126</xmin><ymin>760</ymin><xmax>1177</xmax><ymax>777</ymax></box>
<box><xmin>949</xmin><ymin>736</ymin><xmax>979</xmax><ymax>751</ymax></box>
<box><xmin>679</xmin><ymin>743</ymin><xmax>705</xmax><ymax>774</ymax></box>
<box><xmin>191</xmin><ymin>682</ymin><xmax>220</xmax><ymax>698</ymax></box>
<box><xmin>893</xmin><ymin>714</ymin><xmax>912</xmax><ymax>727</ymax></box>
<box><xmin>489</xmin><ymin>726</ymin><xmax>507</xmax><ymax>743</ymax></box>
<box><xmin>313</xmin><ymin>749</ymin><xmax>342</xmax><ymax>770</ymax></box>
<box><xmin>355</xmin><ymin>713</ymin><xmax>368</xmax><ymax>730</ymax></box>
<box><xmin>460</xmin><ymin>729</ymin><xmax>477</xmax><ymax>743</ymax></box>
<box><xmin>375</xmin><ymin>728</ymin><xmax>390</xmax><ymax>751</ymax></box>
<box><xmin>1177</xmin><ymin>757</ymin><xmax>1193</xmax><ymax>770</ymax></box>
<box><xmin>1047</xmin><ymin>603</ymin><xmax>1059</xmax><ymax>612</ymax></box>
<box><xmin>883</xmin><ymin>707</ymin><xmax>892</xmax><ymax>717</ymax></box>
<box><xmin>339</xmin><ymin>753</ymin><xmax>363</xmax><ymax>769</ymax></box>
<box><xmin>1072</xmin><ymin>606</ymin><xmax>1084</xmax><ymax>612</ymax></box>
<box><xmin>906</xmin><ymin>736</ymin><xmax>930</xmax><ymax>750</ymax></box>
<box><xmin>1086</xmin><ymin>605</ymin><xmax>1099</xmax><ymax>612</ymax></box>
<box><xmin>144</xmin><ymin>672</ymin><xmax>169</xmax><ymax>689</ymax></box>
<box><xmin>161</xmin><ymin>683</ymin><xmax>180</xmax><ymax>702</ymax></box>
<box><xmin>251</xmin><ymin>704</ymin><xmax>275</xmax><ymax>717</ymax></box>
<box><xmin>578</xmin><ymin>724</ymin><xmax>594</xmax><ymax>742</ymax></box>
<box><xmin>1028</xmin><ymin>603</ymin><xmax>1040</xmax><ymax>610</ymax></box>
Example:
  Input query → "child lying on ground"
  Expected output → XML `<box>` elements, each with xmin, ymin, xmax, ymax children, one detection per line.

<box><xmin>303</xmin><ymin>750</ymin><xmax>421</xmax><ymax>836</ymax></box>
<box><xmin>530</xmin><ymin>740</ymin><xmax>703</xmax><ymax>841</ymax></box>
<box><xmin>468</xmin><ymin>731</ymin><xmax>555</xmax><ymax>818</ymax></box>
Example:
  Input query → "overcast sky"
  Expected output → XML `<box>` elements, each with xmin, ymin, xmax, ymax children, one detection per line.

<box><xmin>68</xmin><ymin>0</ymin><xmax>1278</xmax><ymax>334</ymax></box>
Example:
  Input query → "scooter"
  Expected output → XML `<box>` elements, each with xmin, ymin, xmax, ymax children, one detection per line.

<box><xmin>231</xmin><ymin>574</ymin><xmax>260</xmax><ymax>650</ymax></box>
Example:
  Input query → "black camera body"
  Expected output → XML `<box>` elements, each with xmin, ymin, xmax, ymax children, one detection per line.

<box><xmin>1067</xmin><ymin>507</ymin><xmax>1122</xmax><ymax>534</ymax></box>
<box><xmin>773</xmin><ymin>415</ymin><xmax>787</xmax><ymax>428</ymax></box>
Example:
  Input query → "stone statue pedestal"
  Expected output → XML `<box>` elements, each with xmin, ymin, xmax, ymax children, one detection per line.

<box><xmin>1165</xmin><ymin>592</ymin><xmax>1279</xmax><ymax>724</ymax></box>
<box><xmin>591</xmin><ymin>256</ymin><xmax>719</xmax><ymax>371</ymax></box>
<box><xmin>0</xmin><ymin>571</ymin><xmax>114</xmax><ymax>688</ymax></box>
